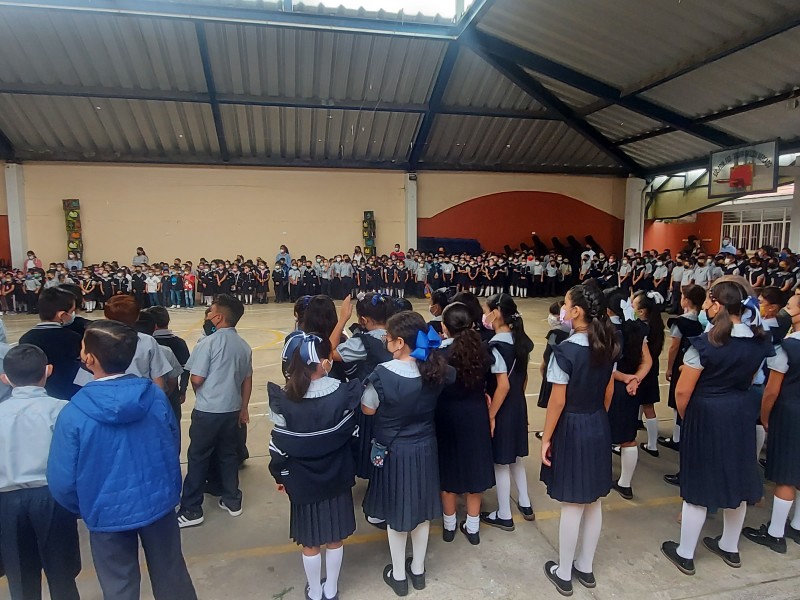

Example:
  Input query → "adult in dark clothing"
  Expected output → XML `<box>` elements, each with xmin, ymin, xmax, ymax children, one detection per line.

<box><xmin>18</xmin><ymin>288</ymin><xmax>82</xmax><ymax>400</ymax></box>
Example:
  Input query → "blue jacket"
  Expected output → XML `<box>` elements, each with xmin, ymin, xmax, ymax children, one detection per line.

<box><xmin>47</xmin><ymin>375</ymin><xmax>181</xmax><ymax>532</ymax></box>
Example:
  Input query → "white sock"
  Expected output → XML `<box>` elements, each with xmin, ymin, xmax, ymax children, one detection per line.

<box><xmin>617</xmin><ymin>446</ymin><xmax>638</xmax><ymax>488</ymax></box>
<box><xmin>672</xmin><ymin>411</ymin><xmax>681</xmax><ymax>443</ymax></box>
<box><xmin>409</xmin><ymin>521</ymin><xmax>429</xmax><ymax>576</ymax></box>
<box><xmin>557</xmin><ymin>503</ymin><xmax>584</xmax><ymax>581</ymax></box>
<box><xmin>719</xmin><ymin>501</ymin><xmax>747</xmax><ymax>553</ymax></box>
<box><xmin>443</xmin><ymin>513</ymin><xmax>456</xmax><ymax>531</ymax></box>
<box><xmin>574</xmin><ymin>500</ymin><xmax>602</xmax><ymax>573</ymax></box>
<box><xmin>677</xmin><ymin>502</ymin><xmax>707</xmax><ymax>559</ymax></box>
<box><xmin>302</xmin><ymin>554</ymin><xmax>323</xmax><ymax>600</ymax></box>
<box><xmin>494</xmin><ymin>464</ymin><xmax>513</xmax><ymax>520</ymax></box>
<box><xmin>511</xmin><ymin>458</ymin><xmax>531</xmax><ymax>508</ymax></box>
<box><xmin>792</xmin><ymin>499</ymin><xmax>800</xmax><ymax>531</ymax></box>
<box><xmin>323</xmin><ymin>547</ymin><xmax>343</xmax><ymax>599</ymax></box>
<box><xmin>756</xmin><ymin>425</ymin><xmax>766</xmax><ymax>459</ymax></box>
<box><xmin>386</xmin><ymin>527</ymin><xmax>407</xmax><ymax>582</ymax></box>
<box><xmin>466</xmin><ymin>514</ymin><xmax>480</xmax><ymax>534</ymax></box>
<box><xmin>768</xmin><ymin>497</ymin><xmax>793</xmax><ymax>538</ymax></box>
<box><xmin>645</xmin><ymin>418</ymin><xmax>659</xmax><ymax>450</ymax></box>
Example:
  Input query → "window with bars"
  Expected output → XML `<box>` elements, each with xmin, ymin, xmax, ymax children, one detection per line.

<box><xmin>721</xmin><ymin>207</ymin><xmax>792</xmax><ymax>252</ymax></box>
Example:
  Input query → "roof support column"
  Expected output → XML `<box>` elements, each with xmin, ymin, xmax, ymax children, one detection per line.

<box><xmin>789</xmin><ymin>167</ymin><xmax>800</xmax><ymax>252</ymax></box>
<box><xmin>405</xmin><ymin>173</ymin><xmax>418</xmax><ymax>251</ymax></box>
<box><xmin>624</xmin><ymin>177</ymin><xmax>647</xmax><ymax>252</ymax></box>
<box><xmin>5</xmin><ymin>163</ymin><xmax>28</xmax><ymax>268</ymax></box>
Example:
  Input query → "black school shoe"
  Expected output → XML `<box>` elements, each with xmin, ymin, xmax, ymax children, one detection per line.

<box><xmin>517</xmin><ymin>502</ymin><xmax>535</xmax><ymax>521</ymax></box>
<box><xmin>742</xmin><ymin>524</ymin><xmax>787</xmax><ymax>554</ymax></box>
<box><xmin>639</xmin><ymin>442</ymin><xmax>660</xmax><ymax>458</ymax></box>
<box><xmin>443</xmin><ymin>527</ymin><xmax>456</xmax><ymax>543</ymax></box>
<box><xmin>661</xmin><ymin>541</ymin><xmax>695</xmax><ymax>576</ymax></box>
<box><xmin>382</xmin><ymin>565</ymin><xmax>408</xmax><ymax>597</ymax></box>
<box><xmin>543</xmin><ymin>561</ymin><xmax>573</xmax><ymax>596</ymax></box>
<box><xmin>460</xmin><ymin>521</ymin><xmax>480</xmax><ymax>545</ymax></box>
<box><xmin>657</xmin><ymin>436</ymin><xmax>680</xmax><ymax>451</ymax></box>
<box><xmin>612</xmin><ymin>481</ymin><xmax>634</xmax><ymax>500</ymax></box>
<box><xmin>480</xmin><ymin>511</ymin><xmax>515</xmax><ymax>531</ymax></box>
<box><xmin>663</xmin><ymin>473</ymin><xmax>680</xmax><ymax>487</ymax></box>
<box><xmin>702</xmin><ymin>536</ymin><xmax>741</xmax><ymax>568</ymax></box>
<box><xmin>784</xmin><ymin>524</ymin><xmax>800</xmax><ymax>544</ymax></box>
<box><xmin>404</xmin><ymin>557</ymin><xmax>425</xmax><ymax>591</ymax></box>
<box><xmin>366</xmin><ymin>517</ymin><xmax>387</xmax><ymax>530</ymax></box>
<box><xmin>571</xmin><ymin>565</ymin><xmax>596</xmax><ymax>589</ymax></box>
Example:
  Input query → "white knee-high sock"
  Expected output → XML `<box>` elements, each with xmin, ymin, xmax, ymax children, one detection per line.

<box><xmin>511</xmin><ymin>458</ymin><xmax>531</xmax><ymax>508</ymax></box>
<box><xmin>574</xmin><ymin>500</ymin><xmax>602</xmax><ymax>573</ymax></box>
<box><xmin>386</xmin><ymin>527</ymin><xmax>408</xmax><ymax>582</ymax></box>
<box><xmin>792</xmin><ymin>496</ymin><xmax>800</xmax><ymax>531</ymax></box>
<box><xmin>645</xmin><ymin>418</ymin><xmax>659</xmax><ymax>450</ymax></box>
<box><xmin>302</xmin><ymin>554</ymin><xmax>323</xmax><ymax>600</ymax></box>
<box><xmin>557</xmin><ymin>503</ymin><xmax>584</xmax><ymax>581</ymax></box>
<box><xmin>756</xmin><ymin>424</ymin><xmax>766</xmax><ymax>459</ymax></box>
<box><xmin>323</xmin><ymin>547</ymin><xmax>343</xmax><ymax>599</ymax></box>
<box><xmin>672</xmin><ymin>410</ymin><xmax>681</xmax><ymax>443</ymax></box>
<box><xmin>677</xmin><ymin>502</ymin><xmax>707</xmax><ymax>559</ymax></box>
<box><xmin>493</xmin><ymin>464</ymin><xmax>512</xmax><ymax>520</ymax></box>
<box><xmin>768</xmin><ymin>497</ymin><xmax>793</xmax><ymax>538</ymax></box>
<box><xmin>617</xmin><ymin>446</ymin><xmax>638</xmax><ymax>488</ymax></box>
<box><xmin>719</xmin><ymin>501</ymin><xmax>747</xmax><ymax>553</ymax></box>
<box><xmin>409</xmin><ymin>521</ymin><xmax>430</xmax><ymax>576</ymax></box>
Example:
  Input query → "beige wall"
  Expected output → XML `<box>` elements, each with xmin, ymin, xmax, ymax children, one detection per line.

<box><xmin>22</xmin><ymin>163</ymin><xmax>406</xmax><ymax>265</ymax></box>
<box><xmin>417</xmin><ymin>172</ymin><xmax>627</xmax><ymax>219</ymax></box>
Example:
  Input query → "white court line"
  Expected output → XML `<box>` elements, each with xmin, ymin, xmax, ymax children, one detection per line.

<box><xmin>254</xmin><ymin>361</ymin><xmax>282</xmax><ymax>370</ymax></box>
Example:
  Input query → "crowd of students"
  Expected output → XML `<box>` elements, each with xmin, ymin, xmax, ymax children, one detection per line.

<box><xmin>1</xmin><ymin>236</ymin><xmax>800</xmax><ymax>599</ymax></box>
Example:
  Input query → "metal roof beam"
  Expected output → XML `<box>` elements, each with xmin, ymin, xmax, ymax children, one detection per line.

<box><xmin>469</xmin><ymin>30</ymin><xmax>746</xmax><ymax>148</ymax></box>
<box><xmin>455</xmin><ymin>0</ymin><xmax>495</xmax><ymax>35</ymax></box>
<box><xmin>195</xmin><ymin>22</ymin><xmax>229</xmax><ymax>163</ymax></box>
<box><xmin>409</xmin><ymin>42</ymin><xmax>460</xmax><ymax>169</ymax></box>
<box><xmin>467</xmin><ymin>40</ymin><xmax>644</xmax><ymax>176</ymax></box>
<box><xmin>0</xmin><ymin>128</ymin><xmax>15</xmax><ymax>160</ymax></box>
<box><xmin>0</xmin><ymin>0</ymin><xmax>457</xmax><ymax>39</ymax></box>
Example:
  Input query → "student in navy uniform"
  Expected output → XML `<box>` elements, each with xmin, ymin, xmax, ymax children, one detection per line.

<box><xmin>436</xmin><ymin>303</ymin><xmax>495</xmax><ymax>545</ymax></box>
<box><xmin>361</xmin><ymin>311</ymin><xmax>454</xmax><ymax>596</ymax></box>
<box><xmin>633</xmin><ymin>290</ymin><xmax>666</xmax><ymax>458</ymax></box>
<box><xmin>340</xmin><ymin>258</ymin><xmax>355</xmax><ymax>300</ymax></box>
<box><xmin>605</xmin><ymin>289</ymin><xmax>652</xmax><ymax>500</ymax></box>
<box><xmin>480</xmin><ymin>293</ymin><xmax>535</xmax><ymax>530</ymax></box>
<box><xmin>268</xmin><ymin>334</ymin><xmax>362</xmax><ymax>600</ymax></box>
<box><xmin>659</xmin><ymin>285</ymin><xmax>706</xmax><ymax>474</ymax></box>
<box><xmin>746</xmin><ymin>257</ymin><xmax>766</xmax><ymax>290</ymax></box>
<box><xmin>240</xmin><ymin>264</ymin><xmax>255</xmax><ymax>305</ymax></box>
<box><xmin>662</xmin><ymin>278</ymin><xmax>774</xmax><ymax>576</ymax></box>
<box><xmin>536</xmin><ymin>302</ymin><xmax>570</xmax><ymax>414</ymax></box>
<box><xmin>272</xmin><ymin>262</ymin><xmax>287</xmax><ymax>303</ymax></box>
<box><xmin>540</xmin><ymin>284</ymin><xmax>619</xmax><ymax>596</ymax></box>
<box><xmin>427</xmin><ymin>290</ymin><xmax>449</xmax><ymax>335</ymax></box>
<box><xmin>742</xmin><ymin>293</ymin><xmax>800</xmax><ymax>552</ymax></box>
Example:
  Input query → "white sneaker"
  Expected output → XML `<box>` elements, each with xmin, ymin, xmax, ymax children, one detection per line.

<box><xmin>218</xmin><ymin>498</ymin><xmax>243</xmax><ymax>517</ymax></box>
<box><xmin>177</xmin><ymin>511</ymin><xmax>204</xmax><ymax>528</ymax></box>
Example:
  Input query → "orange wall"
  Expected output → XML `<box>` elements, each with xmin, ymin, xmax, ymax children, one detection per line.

<box><xmin>418</xmin><ymin>190</ymin><xmax>624</xmax><ymax>254</ymax></box>
<box><xmin>643</xmin><ymin>212</ymin><xmax>722</xmax><ymax>255</ymax></box>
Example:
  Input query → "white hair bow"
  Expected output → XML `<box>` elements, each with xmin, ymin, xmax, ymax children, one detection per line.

<box><xmin>646</xmin><ymin>291</ymin><xmax>665</xmax><ymax>305</ymax></box>
<box><xmin>621</xmin><ymin>298</ymin><xmax>635</xmax><ymax>322</ymax></box>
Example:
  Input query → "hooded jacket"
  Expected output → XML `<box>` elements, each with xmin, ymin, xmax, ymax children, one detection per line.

<box><xmin>47</xmin><ymin>375</ymin><xmax>181</xmax><ymax>532</ymax></box>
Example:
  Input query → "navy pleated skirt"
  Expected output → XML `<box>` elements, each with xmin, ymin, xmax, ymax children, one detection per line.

<box><xmin>765</xmin><ymin>396</ymin><xmax>800</xmax><ymax>487</ymax></box>
<box><xmin>290</xmin><ymin>490</ymin><xmax>356</xmax><ymax>548</ymax></box>
<box><xmin>608</xmin><ymin>380</ymin><xmax>639</xmax><ymax>445</ymax></box>
<box><xmin>540</xmin><ymin>409</ymin><xmax>612</xmax><ymax>504</ymax></box>
<box><xmin>354</xmin><ymin>411</ymin><xmax>375</xmax><ymax>480</ymax></box>
<box><xmin>492</xmin><ymin>390</ymin><xmax>529</xmax><ymax>465</ymax></box>
<box><xmin>363</xmin><ymin>435</ymin><xmax>441</xmax><ymax>532</ymax></box>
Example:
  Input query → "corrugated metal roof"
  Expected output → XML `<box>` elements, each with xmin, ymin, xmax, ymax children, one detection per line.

<box><xmin>0</xmin><ymin>94</ymin><xmax>219</xmax><ymax>160</ymax></box>
<box><xmin>479</xmin><ymin>0</ymin><xmax>799</xmax><ymax>90</ymax></box>
<box><xmin>641</xmin><ymin>28</ymin><xmax>800</xmax><ymax>118</ymax></box>
<box><xmin>443</xmin><ymin>46</ymin><xmax>544</xmax><ymax>111</ymax></box>
<box><xmin>220</xmin><ymin>104</ymin><xmax>420</xmax><ymax>162</ymax></box>
<box><xmin>527</xmin><ymin>72</ymin><xmax>599</xmax><ymax>110</ymax></box>
<box><xmin>0</xmin><ymin>7</ymin><xmax>207</xmax><ymax>92</ymax></box>
<box><xmin>585</xmin><ymin>106</ymin><xmax>663</xmax><ymax>142</ymax></box>
<box><xmin>620</xmin><ymin>131</ymin><xmax>719</xmax><ymax>168</ymax></box>
<box><xmin>205</xmin><ymin>22</ymin><xmax>446</xmax><ymax>103</ymax></box>
<box><xmin>421</xmin><ymin>115</ymin><xmax>620</xmax><ymax>167</ymax></box>
<box><xmin>711</xmin><ymin>102</ymin><xmax>800</xmax><ymax>143</ymax></box>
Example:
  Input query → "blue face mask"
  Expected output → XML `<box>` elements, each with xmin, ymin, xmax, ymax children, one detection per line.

<box><xmin>698</xmin><ymin>309</ymin><xmax>710</xmax><ymax>329</ymax></box>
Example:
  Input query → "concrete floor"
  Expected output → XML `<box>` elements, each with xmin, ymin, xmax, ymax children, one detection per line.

<box><xmin>2</xmin><ymin>297</ymin><xmax>799</xmax><ymax>600</ymax></box>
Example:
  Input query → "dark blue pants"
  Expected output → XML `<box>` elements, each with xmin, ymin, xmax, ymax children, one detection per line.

<box><xmin>0</xmin><ymin>486</ymin><xmax>80</xmax><ymax>600</ymax></box>
<box><xmin>89</xmin><ymin>511</ymin><xmax>197</xmax><ymax>600</ymax></box>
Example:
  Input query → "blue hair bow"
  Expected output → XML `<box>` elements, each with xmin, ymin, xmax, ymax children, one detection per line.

<box><xmin>741</xmin><ymin>295</ymin><xmax>762</xmax><ymax>328</ymax></box>
<box><xmin>298</xmin><ymin>333</ymin><xmax>322</xmax><ymax>365</ymax></box>
<box><xmin>410</xmin><ymin>326</ymin><xmax>442</xmax><ymax>362</ymax></box>
<box><xmin>371</xmin><ymin>292</ymin><xmax>385</xmax><ymax>306</ymax></box>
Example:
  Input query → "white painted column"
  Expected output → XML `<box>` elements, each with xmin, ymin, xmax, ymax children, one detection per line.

<box><xmin>405</xmin><ymin>173</ymin><xmax>418</xmax><ymax>251</ymax></box>
<box><xmin>623</xmin><ymin>177</ymin><xmax>647</xmax><ymax>251</ymax></box>
<box><xmin>789</xmin><ymin>167</ymin><xmax>800</xmax><ymax>252</ymax></box>
<box><xmin>4</xmin><ymin>163</ymin><xmax>27</xmax><ymax>268</ymax></box>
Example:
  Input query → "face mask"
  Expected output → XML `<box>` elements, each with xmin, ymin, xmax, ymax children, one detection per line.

<box><xmin>656</xmin><ymin>261</ymin><xmax>663</xmax><ymax>267</ymax></box>
<box><xmin>62</xmin><ymin>311</ymin><xmax>76</xmax><ymax>326</ymax></box>
<box><xmin>622</xmin><ymin>260</ymin><xmax>628</xmax><ymax>265</ymax></box>
<box><xmin>429</xmin><ymin>306</ymin><xmax>438</xmax><ymax>317</ymax></box>
<box><xmin>558</xmin><ymin>307</ymin><xmax>573</xmax><ymax>330</ymax></box>
<box><xmin>547</xmin><ymin>314</ymin><xmax>561</xmax><ymax>329</ymax></box>
<box><xmin>698</xmin><ymin>309</ymin><xmax>710</xmax><ymax>329</ymax></box>
<box><xmin>203</xmin><ymin>318</ymin><xmax>217</xmax><ymax>336</ymax></box>
<box><xmin>481</xmin><ymin>312</ymin><xmax>495</xmax><ymax>331</ymax></box>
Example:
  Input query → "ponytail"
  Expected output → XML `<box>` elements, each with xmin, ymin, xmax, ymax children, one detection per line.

<box><xmin>570</xmin><ymin>284</ymin><xmax>620</xmax><ymax>366</ymax></box>
<box><xmin>487</xmin><ymin>293</ymin><xmax>533</xmax><ymax>364</ymax></box>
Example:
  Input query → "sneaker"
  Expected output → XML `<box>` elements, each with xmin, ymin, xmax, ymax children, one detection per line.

<box><xmin>404</xmin><ymin>557</ymin><xmax>425</xmax><ymax>591</ymax></box>
<box><xmin>480</xmin><ymin>511</ymin><xmax>515</xmax><ymax>532</ymax></box>
<box><xmin>218</xmin><ymin>498</ymin><xmax>243</xmax><ymax>517</ymax></box>
<box><xmin>571</xmin><ymin>565</ymin><xmax>596</xmax><ymax>589</ymax></box>
<box><xmin>759</xmin><ymin>457</ymin><xmax>767</xmax><ymax>470</ymax></box>
<box><xmin>534</xmin><ymin>431</ymin><xmax>544</xmax><ymax>440</ymax></box>
<box><xmin>785</xmin><ymin>524</ymin><xmax>800</xmax><ymax>544</ymax></box>
<box><xmin>459</xmin><ymin>520</ymin><xmax>480</xmax><ymax>546</ymax></box>
<box><xmin>612</xmin><ymin>480</ymin><xmax>633</xmax><ymax>500</ymax></box>
<box><xmin>639</xmin><ymin>442</ymin><xmax>659</xmax><ymax>458</ymax></box>
<box><xmin>657</xmin><ymin>436</ymin><xmax>680</xmax><ymax>451</ymax></box>
<box><xmin>663</xmin><ymin>473</ymin><xmax>680</xmax><ymax>487</ymax></box>
<box><xmin>443</xmin><ymin>527</ymin><xmax>456</xmax><ymax>543</ymax></box>
<box><xmin>177</xmin><ymin>509</ymin><xmax>204</xmax><ymax>528</ymax></box>
<box><xmin>661</xmin><ymin>541</ymin><xmax>695</xmax><ymax>575</ymax></box>
<box><xmin>366</xmin><ymin>516</ymin><xmax>387</xmax><ymax>530</ymax></box>
<box><xmin>742</xmin><ymin>524</ymin><xmax>787</xmax><ymax>554</ymax></box>
<box><xmin>611</xmin><ymin>445</ymin><xmax>621</xmax><ymax>456</ymax></box>
<box><xmin>543</xmin><ymin>561</ymin><xmax>573</xmax><ymax>596</ymax></box>
<box><xmin>382</xmin><ymin>564</ymin><xmax>408</xmax><ymax>597</ymax></box>
<box><xmin>702</xmin><ymin>536</ymin><xmax>741</xmax><ymax>568</ymax></box>
<box><xmin>517</xmin><ymin>502</ymin><xmax>535</xmax><ymax>521</ymax></box>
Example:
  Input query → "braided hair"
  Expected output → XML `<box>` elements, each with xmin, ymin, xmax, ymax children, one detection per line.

<box><xmin>487</xmin><ymin>293</ymin><xmax>534</xmax><ymax>364</ymax></box>
<box><xmin>568</xmin><ymin>284</ymin><xmax>619</xmax><ymax>366</ymax></box>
